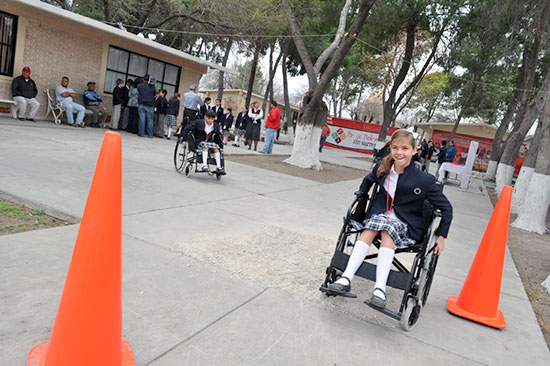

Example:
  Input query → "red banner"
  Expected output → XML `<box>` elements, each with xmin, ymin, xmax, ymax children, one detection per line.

<box><xmin>325</xmin><ymin>116</ymin><xmax>399</xmax><ymax>155</ymax></box>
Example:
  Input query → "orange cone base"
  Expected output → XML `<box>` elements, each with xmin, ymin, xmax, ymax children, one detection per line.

<box><xmin>28</xmin><ymin>340</ymin><xmax>136</xmax><ymax>366</ymax></box>
<box><xmin>447</xmin><ymin>296</ymin><xmax>506</xmax><ymax>329</ymax></box>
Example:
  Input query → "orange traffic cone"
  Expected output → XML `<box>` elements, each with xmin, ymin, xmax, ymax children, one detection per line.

<box><xmin>28</xmin><ymin>131</ymin><xmax>136</xmax><ymax>365</ymax></box>
<box><xmin>447</xmin><ymin>185</ymin><xmax>513</xmax><ymax>329</ymax></box>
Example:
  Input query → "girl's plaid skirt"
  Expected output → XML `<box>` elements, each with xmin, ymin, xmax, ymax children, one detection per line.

<box><xmin>197</xmin><ymin>141</ymin><xmax>221</xmax><ymax>150</ymax></box>
<box><xmin>351</xmin><ymin>213</ymin><xmax>416</xmax><ymax>248</ymax></box>
<box><xmin>165</xmin><ymin>114</ymin><xmax>177</xmax><ymax>126</ymax></box>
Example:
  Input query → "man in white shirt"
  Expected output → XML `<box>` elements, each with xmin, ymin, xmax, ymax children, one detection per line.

<box><xmin>55</xmin><ymin>76</ymin><xmax>86</xmax><ymax>127</ymax></box>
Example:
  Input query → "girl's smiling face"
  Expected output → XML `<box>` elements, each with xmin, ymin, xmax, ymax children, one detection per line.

<box><xmin>391</xmin><ymin>138</ymin><xmax>415</xmax><ymax>168</ymax></box>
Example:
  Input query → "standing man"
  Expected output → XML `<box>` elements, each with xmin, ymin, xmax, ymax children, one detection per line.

<box><xmin>261</xmin><ymin>101</ymin><xmax>280</xmax><ymax>154</ymax></box>
<box><xmin>120</xmin><ymin>79</ymin><xmax>132</xmax><ymax>130</ymax></box>
<box><xmin>183</xmin><ymin>84</ymin><xmax>203</xmax><ymax>126</ymax></box>
<box><xmin>55</xmin><ymin>76</ymin><xmax>86</xmax><ymax>127</ymax></box>
<box><xmin>12</xmin><ymin>66</ymin><xmax>40</xmax><ymax>122</ymax></box>
<box><xmin>137</xmin><ymin>74</ymin><xmax>157</xmax><ymax>138</ymax></box>
<box><xmin>199</xmin><ymin>97</ymin><xmax>212</xmax><ymax>118</ymax></box>
<box><xmin>435</xmin><ymin>140</ymin><xmax>448</xmax><ymax>180</ymax></box>
<box><xmin>111</xmin><ymin>79</ymin><xmax>125</xmax><ymax>130</ymax></box>
<box><xmin>84</xmin><ymin>81</ymin><xmax>108</xmax><ymax>127</ymax></box>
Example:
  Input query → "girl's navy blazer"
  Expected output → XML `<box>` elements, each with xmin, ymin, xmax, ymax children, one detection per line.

<box><xmin>182</xmin><ymin>119</ymin><xmax>222</xmax><ymax>146</ymax></box>
<box><xmin>359</xmin><ymin>163</ymin><xmax>453</xmax><ymax>241</ymax></box>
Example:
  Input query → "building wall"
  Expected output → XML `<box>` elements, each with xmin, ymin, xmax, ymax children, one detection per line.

<box><xmin>0</xmin><ymin>7</ymin><xmax>208</xmax><ymax>122</ymax></box>
<box><xmin>0</xmin><ymin>17</ymin><xmax>110</xmax><ymax>118</ymax></box>
<box><xmin>418</xmin><ymin>124</ymin><xmax>503</xmax><ymax>141</ymax></box>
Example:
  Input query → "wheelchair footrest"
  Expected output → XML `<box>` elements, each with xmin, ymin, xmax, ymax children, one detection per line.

<box><xmin>319</xmin><ymin>285</ymin><xmax>357</xmax><ymax>298</ymax></box>
<box><xmin>330</xmin><ymin>251</ymin><xmax>413</xmax><ymax>291</ymax></box>
<box><xmin>363</xmin><ymin>300</ymin><xmax>401</xmax><ymax>320</ymax></box>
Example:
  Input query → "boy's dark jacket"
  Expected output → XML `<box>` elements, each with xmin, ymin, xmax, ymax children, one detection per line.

<box><xmin>182</xmin><ymin>119</ymin><xmax>223</xmax><ymax>147</ymax></box>
<box><xmin>358</xmin><ymin>163</ymin><xmax>452</xmax><ymax>241</ymax></box>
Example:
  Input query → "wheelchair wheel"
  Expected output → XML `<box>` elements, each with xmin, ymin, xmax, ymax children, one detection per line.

<box><xmin>174</xmin><ymin>138</ymin><xmax>186</xmax><ymax>172</ymax></box>
<box><xmin>400</xmin><ymin>297</ymin><xmax>421</xmax><ymax>331</ymax></box>
<box><xmin>216</xmin><ymin>173</ymin><xmax>222</xmax><ymax>181</ymax></box>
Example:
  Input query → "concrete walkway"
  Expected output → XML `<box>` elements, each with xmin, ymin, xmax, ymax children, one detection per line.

<box><xmin>0</xmin><ymin>117</ymin><xmax>548</xmax><ymax>365</ymax></box>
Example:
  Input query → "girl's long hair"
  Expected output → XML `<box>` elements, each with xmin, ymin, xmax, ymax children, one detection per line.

<box><xmin>169</xmin><ymin>93</ymin><xmax>181</xmax><ymax>102</ymax></box>
<box><xmin>376</xmin><ymin>129</ymin><xmax>415</xmax><ymax>177</ymax></box>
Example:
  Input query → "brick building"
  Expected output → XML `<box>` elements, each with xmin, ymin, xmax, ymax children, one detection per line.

<box><xmin>0</xmin><ymin>0</ymin><xmax>236</xmax><ymax>120</ymax></box>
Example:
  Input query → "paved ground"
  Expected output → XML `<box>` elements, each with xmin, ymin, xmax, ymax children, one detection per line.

<box><xmin>1</xmin><ymin>117</ymin><xmax>549</xmax><ymax>365</ymax></box>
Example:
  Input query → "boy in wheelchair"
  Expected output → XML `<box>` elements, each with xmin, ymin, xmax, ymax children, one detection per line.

<box><xmin>327</xmin><ymin>130</ymin><xmax>452</xmax><ymax>309</ymax></box>
<box><xmin>180</xmin><ymin>110</ymin><xmax>225</xmax><ymax>174</ymax></box>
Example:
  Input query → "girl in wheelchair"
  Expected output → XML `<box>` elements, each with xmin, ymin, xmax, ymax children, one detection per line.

<box><xmin>180</xmin><ymin>110</ymin><xmax>225</xmax><ymax>174</ymax></box>
<box><xmin>327</xmin><ymin>129</ymin><xmax>452</xmax><ymax>309</ymax></box>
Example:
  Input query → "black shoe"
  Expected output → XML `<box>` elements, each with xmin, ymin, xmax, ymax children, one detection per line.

<box><xmin>201</xmin><ymin>165</ymin><xmax>209</xmax><ymax>172</ymax></box>
<box><xmin>26</xmin><ymin>118</ymin><xmax>37</xmax><ymax>122</ymax></box>
<box><xmin>369</xmin><ymin>288</ymin><xmax>387</xmax><ymax>309</ymax></box>
<box><xmin>248</xmin><ymin>146</ymin><xmax>251</xmax><ymax>150</ymax></box>
<box><xmin>18</xmin><ymin>117</ymin><xmax>25</xmax><ymax>121</ymax></box>
<box><xmin>326</xmin><ymin>277</ymin><xmax>351</xmax><ymax>294</ymax></box>
<box><xmin>216</xmin><ymin>167</ymin><xmax>226</xmax><ymax>175</ymax></box>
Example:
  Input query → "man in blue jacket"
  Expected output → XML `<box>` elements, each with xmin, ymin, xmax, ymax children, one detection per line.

<box><xmin>83</xmin><ymin>82</ymin><xmax>108</xmax><ymax>127</ymax></box>
<box><xmin>138</xmin><ymin>74</ymin><xmax>157</xmax><ymax>138</ymax></box>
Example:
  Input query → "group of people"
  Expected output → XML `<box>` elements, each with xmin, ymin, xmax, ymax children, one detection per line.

<box><xmin>111</xmin><ymin>74</ymin><xmax>181</xmax><ymax>139</ymax></box>
<box><xmin>413</xmin><ymin>139</ymin><xmax>457</xmax><ymax>179</ymax></box>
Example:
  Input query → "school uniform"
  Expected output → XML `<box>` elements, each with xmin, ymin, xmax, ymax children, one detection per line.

<box><xmin>234</xmin><ymin>112</ymin><xmax>247</xmax><ymax>134</ymax></box>
<box><xmin>245</xmin><ymin>107</ymin><xmax>263</xmax><ymax>142</ymax></box>
<box><xmin>222</xmin><ymin>113</ymin><xmax>233</xmax><ymax>137</ymax></box>
<box><xmin>213</xmin><ymin>105</ymin><xmax>224</xmax><ymax>122</ymax></box>
<box><xmin>182</xmin><ymin>119</ymin><xmax>223</xmax><ymax>151</ymax></box>
<box><xmin>199</xmin><ymin>103</ymin><xmax>211</xmax><ymax>118</ymax></box>
<box><xmin>355</xmin><ymin>162</ymin><xmax>452</xmax><ymax>246</ymax></box>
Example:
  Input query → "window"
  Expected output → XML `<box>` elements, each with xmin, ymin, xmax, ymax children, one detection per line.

<box><xmin>0</xmin><ymin>11</ymin><xmax>17</xmax><ymax>76</ymax></box>
<box><xmin>104</xmin><ymin>46</ymin><xmax>181</xmax><ymax>96</ymax></box>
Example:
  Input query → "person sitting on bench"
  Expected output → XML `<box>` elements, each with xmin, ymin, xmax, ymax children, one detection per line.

<box><xmin>12</xmin><ymin>66</ymin><xmax>40</xmax><ymax>122</ymax></box>
<box><xmin>327</xmin><ymin>129</ymin><xmax>453</xmax><ymax>309</ymax></box>
<box><xmin>180</xmin><ymin>110</ymin><xmax>225</xmax><ymax>174</ymax></box>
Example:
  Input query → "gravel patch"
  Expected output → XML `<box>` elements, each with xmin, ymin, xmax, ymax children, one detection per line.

<box><xmin>171</xmin><ymin>226</ymin><xmax>404</xmax><ymax>328</ymax></box>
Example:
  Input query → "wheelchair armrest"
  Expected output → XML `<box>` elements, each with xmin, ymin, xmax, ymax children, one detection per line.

<box><xmin>434</xmin><ymin>209</ymin><xmax>442</xmax><ymax>217</ymax></box>
<box><xmin>354</xmin><ymin>190</ymin><xmax>367</xmax><ymax>197</ymax></box>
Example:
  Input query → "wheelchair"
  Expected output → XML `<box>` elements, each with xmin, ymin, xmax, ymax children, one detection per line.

<box><xmin>173</xmin><ymin>131</ymin><xmax>225</xmax><ymax>180</ymax></box>
<box><xmin>320</xmin><ymin>183</ymin><xmax>442</xmax><ymax>331</ymax></box>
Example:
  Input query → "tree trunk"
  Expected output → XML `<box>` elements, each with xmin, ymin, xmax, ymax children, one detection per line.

<box><xmin>511</xmin><ymin>122</ymin><xmax>543</xmax><ymax>213</ymax></box>
<box><xmin>262</xmin><ymin>46</ymin><xmax>283</xmax><ymax>110</ymax></box>
<box><xmin>379</xmin><ymin>22</ymin><xmax>416</xmax><ymax>142</ymax></box>
<box><xmin>338</xmin><ymin>73</ymin><xmax>351</xmax><ymax>118</ymax></box>
<box><xmin>448</xmin><ymin>79</ymin><xmax>478</xmax><ymax>141</ymax></box>
<box><xmin>486</xmin><ymin>41</ymin><xmax>533</xmax><ymax>181</ymax></box>
<box><xmin>496</xmin><ymin>70</ymin><xmax>550</xmax><ymax>195</ymax></box>
<box><xmin>245</xmin><ymin>45</ymin><xmax>260</xmax><ymax>109</ymax></box>
<box><xmin>217</xmin><ymin>39</ymin><xmax>233</xmax><ymax>101</ymax></box>
<box><xmin>283</xmin><ymin>0</ymin><xmax>375</xmax><ymax>169</ymax></box>
<box><xmin>103</xmin><ymin>0</ymin><xmax>110</xmax><ymax>22</ymax></box>
<box><xmin>284</xmin><ymin>95</ymin><xmax>328</xmax><ymax>170</ymax></box>
<box><xmin>281</xmin><ymin>40</ymin><xmax>293</xmax><ymax>144</ymax></box>
<box><xmin>512</xmin><ymin>97</ymin><xmax>550</xmax><ymax>234</ymax></box>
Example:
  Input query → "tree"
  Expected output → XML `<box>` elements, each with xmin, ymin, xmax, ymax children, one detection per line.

<box><xmin>495</xmin><ymin>0</ymin><xmax>550</xmax><ymax>194</ymax></box>
<box><xmin>371</xmin><ymin>0</ymin><xmax>461</xmax><ymax>142</ymax></box>
<box><xmin>408</xmin><ymin>71</ymin><xmax>451</xmax><ymax>122</ymax></box>
<box><xmin>282</xmin><ymin>0</ymin><xmax>376</xmax><ymax>170</ymax></box>
<box><xmin>512</xmin><ymin>88</ymin><xmax>550</xmax><ymax>234</ymax></box>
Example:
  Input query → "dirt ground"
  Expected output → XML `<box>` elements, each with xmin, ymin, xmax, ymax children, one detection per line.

<box><xmin>0</xmin><ymin>200</ymin><xmax>66</xmax><ymax>236</ymax></box>
<box><xmin>224</xmin><ymin>154</ymin><xmax>367</xmax><ymax>183</ymax></box>
<box><xmin>487</xmin><ymin>188</ymin><xmax>550</xmax><ymax>348</ymax></box>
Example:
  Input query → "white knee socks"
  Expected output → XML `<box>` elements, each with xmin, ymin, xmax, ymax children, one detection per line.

<box><xmin>167</xmin><ymin>127</ymin><xmax>172</xmax><ymax>138</ymax></box>
<box><xmin>214</xmin><ymin>152</ymin><xmax>221</xmax><ymax>168</ymax></box>
<box><xmin>202</xmin><ymin>151</ymin><xmax>208</xmax><ymax>167</ymax></box>
<box><xmin>335</xmin><ymin>240</ymin><xmax>370</xmax><ymax>285</ymax></box>
<box><xmin>234</xmin><ymin>136</ymin><xmax>239</xmax><ymax>143</ymax></box>
<box><xmin>374</xmin><ymin>247</ymin><xmax>395</xmax><ymax>300</ymax></box>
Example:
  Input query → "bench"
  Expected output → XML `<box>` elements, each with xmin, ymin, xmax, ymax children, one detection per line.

<box><xmin>0</xmin><ymin>99</ymin><xmax>18</xmax><ymax>119</ymax></box>
<box><xmin>44</xmin><ymin>88</ymin><xmax>93</xmax><ymax>124</ymax></box>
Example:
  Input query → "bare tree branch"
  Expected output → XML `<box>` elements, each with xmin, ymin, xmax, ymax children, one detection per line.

<box><xmin>313</xmin><ymin>0</ymin><xmax>353</xmax><ymax>75</ymax></box>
